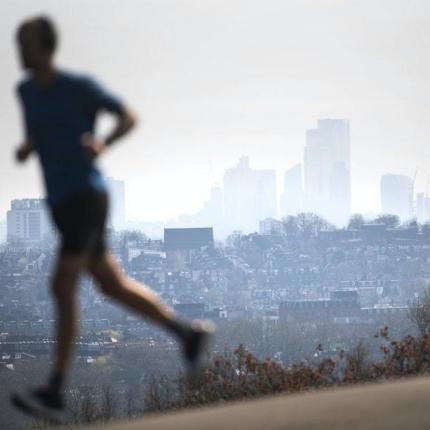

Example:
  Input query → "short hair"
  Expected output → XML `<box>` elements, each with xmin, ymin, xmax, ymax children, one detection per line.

<box><xmin>17</xmin><ymin>16</ymin><xmax>58</xmax><ymax>53</ymax></box>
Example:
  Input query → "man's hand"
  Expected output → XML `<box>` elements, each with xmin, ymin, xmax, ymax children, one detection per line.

<box><xmin>15</xmin><ymin>142</ymin><xmax>33</xmax><ymax>163</ymax></box>
<box><xmin>81</xmin><ymin>133</ymin><xmax>107</xmax><ymax>160</ymax></box>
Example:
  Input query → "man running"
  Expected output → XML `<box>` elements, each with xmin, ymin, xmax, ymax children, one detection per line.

<box><xmin>11</xmin><ymin>16</ymin><xmax>214</xmax><ymax>421</ymax></box>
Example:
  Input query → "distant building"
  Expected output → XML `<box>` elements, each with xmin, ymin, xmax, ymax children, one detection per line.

<box><xmin>381</xmin><ymin>174</ymin><xmax>413</xmax><ymax>221</ymax></box>
<box><xmin>164</xmin><ymin>227</ymin><xmax>214</xmax><ymax>250</ymax></box>
<box><xmin>279</xmin><ymin>290</ymin><xmax>360</xmax><ymax>323</ymax></box>
<box><xmin>262</xmin><ymin>314</ymin><xmax>279</xmax><ymax>339</ymax></box>
<box><xmin>304</xmin><ymin>119</ymin><xmax>351</xmax><ymax>226</ymax></box>
<box><xmin>205</xmin><ymin>307</ymin><xmax>228</xmax><ymax>320</ymax></box>
<box><xmin>0</xmin><ymin>220</ymin><xmax>6</xmax><ymax>244</ymax></box>
<box><xmin>280</xmin><ymin>163</ymin><xmax>303</xmax><ymax>217</ymax></box>
<box><xmin>177</xmin><ymin>186</ymin><xmax>224</xmax><ymax>233</ymax></box>
<box><xmin>224</xmin><ymin>157</ymin><xmax>277</xmax><ymax>233</ymax></box>
<box><xmin>106</xmin><ymin>177</ymin><xmax>126</xmax><ymax>231</ymax></box>
<box><xmin>164</xmin><ymin>227</ymin><xmax>214</xmax><ymax>270</ymax></box>
<box><xmin>6</xmin><ymin>199</ymin><xmax>53</xmax><ymax>244</ymax></box>
<box><xmin>416</xmin><ymin>192</ymin><xmax>430</xmax><ymax>223</ymax></box>
<box><xmin>259</xmin><ymin>218</ymin><xmax>283</xmax><ymax>235</ymax></box>
<box><xmin>174</xmin><ymin>303</ymin><xmax>205</xmax><ymax>319</ymax></box>
<box><xmin>201</xmin><ymin>186</ymin><xmax>223</xmax><ymax>225</ymax></box>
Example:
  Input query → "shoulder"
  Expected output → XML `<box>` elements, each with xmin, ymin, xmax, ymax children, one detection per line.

<box><xmin>15</xmin><ymin>78</ymin><xmax>32</xmax><ymax>98</ymax></box>
<box><xmin>58</xmin><ymin>70</ymin><xmax>102</xmax><ymax>91</ymax></box>
<box><xmin>58</xmin><ymin>69</ymin><xmax>123</xmax><ymax>111</ymax></box>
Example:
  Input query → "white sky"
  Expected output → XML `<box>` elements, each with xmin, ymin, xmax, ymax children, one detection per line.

<box><xmin>1</xmin><ymin>0</ymin><xmax>430</xmax><ymax>221</ymax></box>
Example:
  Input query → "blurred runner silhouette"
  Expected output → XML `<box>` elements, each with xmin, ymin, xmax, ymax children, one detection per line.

<box><xmin>11</xmin><ymin>15</ymin><xmax>214</xmax><ymax>422</ymax></box>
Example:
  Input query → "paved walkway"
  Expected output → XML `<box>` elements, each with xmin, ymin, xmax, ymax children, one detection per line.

<box><xmin>82</xmin><ymin>376</ymin><xmax>430</xmax><ymax>430</ymax></box>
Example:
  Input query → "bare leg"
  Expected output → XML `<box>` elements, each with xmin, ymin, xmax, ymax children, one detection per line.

<box><xmin>87</xmin><ymin>253</ymin><xmax>188</xmax><ymax>337</ymax></box>
<box><xmin>87</xmin><ymin>253</ymin><xmax>215</xmax><ymax>374</ymax></box>
<box><xmin>51</xmin><ymin>255</ymin><xmax>86</xmax><ymax>381</ymax></box>
<box><xmin>10</xmin><ymin>255</ymin><xmax>86</xmax><ymax>416</ymax></box>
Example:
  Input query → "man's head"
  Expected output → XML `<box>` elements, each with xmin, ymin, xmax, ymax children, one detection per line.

<box><xmin>16</xmin><ymin>16</ymin><xmax>57</xmax><ymax>70</ymax></box>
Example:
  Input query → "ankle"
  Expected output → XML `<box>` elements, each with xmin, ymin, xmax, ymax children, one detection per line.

<box><xmin>165</xmin><ymin>318</ymin><xmax>192</xmax><ymax>342</ymax></box>
<box><xmin>48</xmin><ymin>371</ymin><xmax>65</xmax><ymax>393</ymax></box>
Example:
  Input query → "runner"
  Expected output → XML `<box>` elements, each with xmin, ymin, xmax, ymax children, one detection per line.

<box><xmin>11</xmin><ymin>15</ymin><xmax>214</xmax><ymax>421</ymax></box>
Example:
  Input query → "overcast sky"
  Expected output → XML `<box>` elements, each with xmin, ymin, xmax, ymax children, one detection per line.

<box><xmin>1</xmin><ymin>0</ymin><xmax>430</xmax><ymax>221</ymax></box>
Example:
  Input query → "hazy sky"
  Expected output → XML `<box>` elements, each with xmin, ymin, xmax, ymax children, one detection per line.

<box><xmin>1</xmin><ymin>0</ymin><xmax>430</xmax><ymax>221</ymax></box>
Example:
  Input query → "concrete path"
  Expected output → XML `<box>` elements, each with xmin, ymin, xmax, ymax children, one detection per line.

<box><xmin>82</xmin><ymin>376</ymin><xmax>430</xmax><ymax>430</ymax></box>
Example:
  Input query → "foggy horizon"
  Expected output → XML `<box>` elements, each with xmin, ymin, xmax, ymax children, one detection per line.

<box><xmin>2</xmin><ymin>0</ymin><xmax>430</xmax><ymax>223</ymax></box>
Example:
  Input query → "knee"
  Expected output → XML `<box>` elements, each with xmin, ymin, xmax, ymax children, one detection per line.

<box><xmin>51</xmin><ymin>256</ymin><xmax>84</xmax><ymax>299</ymax></box>
<box><xmin>96</xmin><ymin>276</ymin><xmax>123</xmax><ymax>298</ymax></box>
<box><xmin>51</xmin><ymin>270</ymin><xmax>79</xmax><ymax>301</ymax></box>
<box><xmin>90</xmin><ymin>263</ymin><xmax>123</xmax><ymax>298</ymax></box>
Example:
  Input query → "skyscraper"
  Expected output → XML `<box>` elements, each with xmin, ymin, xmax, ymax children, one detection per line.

<box><xmin>416</xmin><ymin>192</ymin><xmax>430</xmax><ymax>223</ymax></box>
<box><xmin>178</xmin><ymin>186</ymin><xmax>224</xmax><ymax>230</ymax></box>
<box><xmin>223</xmin><ymin>157</ymin><xmax>277</xmax><ymax>233</ymax></box>
<box><xmin>106</xmin><ymin>177</ymin><xmax>126</xmax><ymax>231</ymax></box>
<box><xmin>280</xmin><ymin>163</ymin><xmax>303</xmax><ymax>217</ymax></box>
<box><xmin>381</xmin><ymin>174</ymin><xmax>413</xmax><ymax>221</ymax></box>
<box><xmin>304</xmin><ymin>119</ymin><xmax>351</xmax><ymax>226</ymax></box>
<box><xmin>7</xmin><ymin>199</ymin><xmax>53</xmax><ymax>244</ymax></box>
<box><xmin>416</xmin><ymin>192</ymin><xmax>425</xmax><ymax>223</ymax></box>
<box><xmin>202</xmin><ymin>186</ymin><xmax>223</xmax><ymax>226</ymax></box>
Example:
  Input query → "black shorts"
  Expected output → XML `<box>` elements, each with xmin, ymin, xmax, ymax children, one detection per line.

<box><xmin>50</xmin><ymin>188</ymin><xmax>109</xmax><ymax>257</ymax></box>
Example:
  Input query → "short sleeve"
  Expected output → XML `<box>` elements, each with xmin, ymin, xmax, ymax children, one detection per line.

<box><xmin>80</xmin><ymin>76</ymin><xmax>124</xmax><ymax>114</ymax></box>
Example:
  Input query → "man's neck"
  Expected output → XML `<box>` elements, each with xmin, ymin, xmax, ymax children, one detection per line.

<box><xmin>33</xmin><ymin>63</ymin><xmax>57</xmax><ymax>88</ymax></box>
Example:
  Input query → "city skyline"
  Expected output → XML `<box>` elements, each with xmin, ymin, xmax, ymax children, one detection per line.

<box><xmin>2</xmin><ymin>1</ymin><xmax>430</xmax><ymax>222</ymax></box>
<box><xmin>2</xmin><ymin>115</ymin><xmax>427</xmax><ymax>237</ymax></box>
<box><xmin>3</xmin><ymin>154</ymin><xmax>428</xmax><ymax>243</ymax></box>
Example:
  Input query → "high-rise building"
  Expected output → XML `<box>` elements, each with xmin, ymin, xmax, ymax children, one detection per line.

<box><xmin>106</xmin><ymin>177</ymin><xmax>126</xmax><ymax>231</ymax></box>
<box><xmin>0</xmin><ymin>220</ymin><xmax>6</xmax><ymax>244</ymax></box>
<box><xmin>416</xmin><ymin>193</ymin><xmax>425</xmax><ymax>223</ymax></box>
<box><xmin>200</xmin><ymin>186</ymin><xmax>223</xmax><ymax>226</ymax></box>
<box><xmin>7</xmin><ymin>199</ymin><xmax>53</xmax><ymax>244</ymax></box>
<box><xmin>381</xmin><ymin>174</ymin><xmax>413</xmax><ymax>221</ymax></box>
<box><xmin>176</xmin><ymin>186</ymin><xmax>223</xmax><ymax>230</ymax></box>
<box><xmin>280</xmin><ymin>163</ymin><xmax>303</xmax><ymax>217</ymax></box>
<box><xmin>416</xmin><ymin>192</ymin><xmax>430</xmax><ymax>223</ymax></box>
<box><xmin>223</xmin><ymin>157</ymin><xmax>277</xmax><ymax>233</ymax></box>
<box><xmin>304</xmin><ymin>119</ymin><xmax>351</xmax><ymax>226</ymax></box>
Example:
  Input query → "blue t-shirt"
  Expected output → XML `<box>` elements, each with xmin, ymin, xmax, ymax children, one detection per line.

<box><xmin>17</xmin><ymin>70</ymin><xmax>124</xmax><ymax>207</ymax></box>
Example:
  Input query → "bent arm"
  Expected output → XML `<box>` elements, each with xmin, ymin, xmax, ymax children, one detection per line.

<box><xmin>81</xmin><ymin>106</ymin><xmax>139</xmax><ymax>160</ymax></box>
<box><xmin>105</xmin><ymin>106</ymin><xmax>138</xmax><ymax>147</ymax></box>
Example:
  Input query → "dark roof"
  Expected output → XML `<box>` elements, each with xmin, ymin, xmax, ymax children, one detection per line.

<box><xmin>164</xmin><ymin>227</ymin><xmax>214</xmax><ymax>251</ymax></box>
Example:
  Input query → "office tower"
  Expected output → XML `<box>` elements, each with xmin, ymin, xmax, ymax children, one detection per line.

<box><xmin>255</xmin><ymin>169</ymin><xmax>277</xmax><ymax>220</ymax></box>
<box><xmin>416</xmin><ymin>192</ymin><xmax>430</xmax><ymax>223</ymax></box>
<box><xmin>201</xmin><ymin>186</ymin><xmax>223</xmax><ymax>225</ymax></box>
<box><xmin>304</xmin><ymin>119</ymin><xmax>351</xmax><ymax>226</ymax></box>
<box><xmin>416</xmin><ymin>193</ymin><xmax>425</xmax><ymax>223</ymax></box>
<box><xmin>381</xmin><ymin>174</ymin><xmax>413</xmax><ymax>221</ymax></box>
<box><xmin>7</xmin><ymin>199</ymin><xmax>53</xmax><ymax>244</ymax></box>
<box><xmin>0</xmin><ymin>220</ymin><xmax>6</xmax><ymax>243</ymax></box>
<box><xmin>106</xmin><ymin>177</ymin><xmax>126</xmax><ymax>231</ymax></box>
<box><xmin>280</xmin><ymin>163</ymin><xmax>303</xmax><ymax>217</ymax></box>
<box><xmin>425</xmin><ymin>197</ymin><xmax>430</xmax><ymax>223</ymax></box>
<box><xmin>223</xmin><ymin>157</ymin><xmax>277</xmax><ymax>233</ymax></box>
<box><xmin>177</xmin><ymin>186</ymin><xmax>223</xmax><ymax>231</ymax></box>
